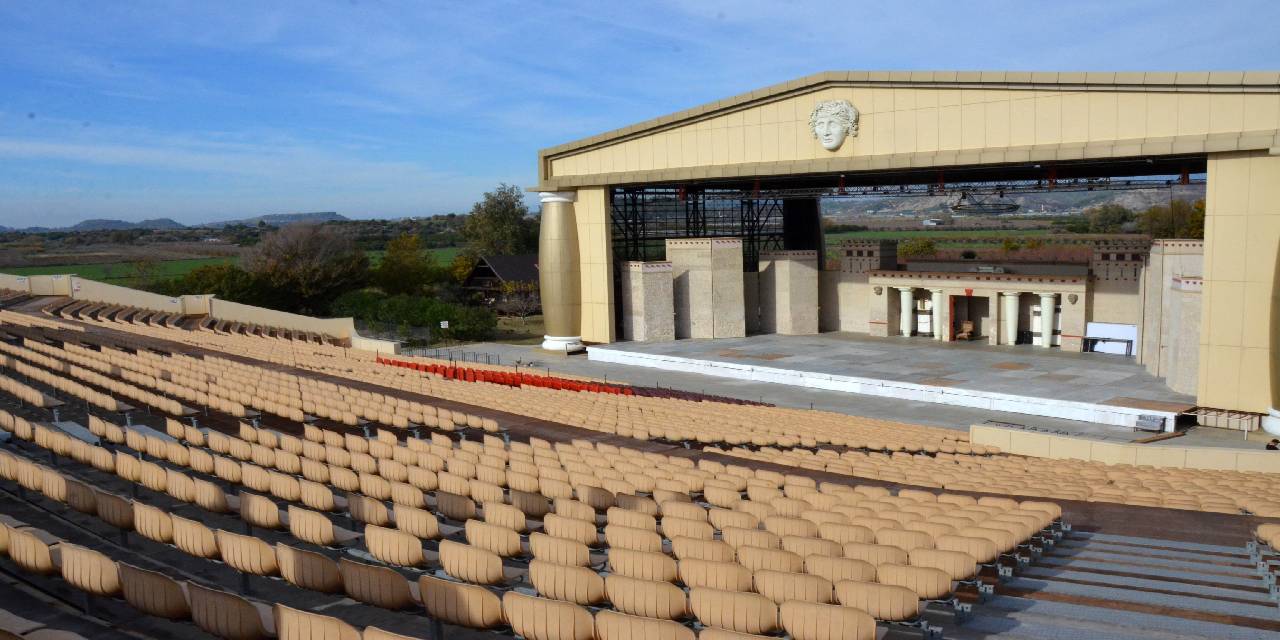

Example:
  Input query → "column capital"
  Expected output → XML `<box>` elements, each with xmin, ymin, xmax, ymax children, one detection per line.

<box><xmin>1036</xmin><ymin>291</ymin><xmax>1058</xmax><ymax>299</ymax></box>
<box><xmin>539</xmin><ymin>191</ymin><xmax>577</xmax><ymax>204</ymax></box>
<box><xmin>1000</xmin><ymin>290</ymin><xmax>1022</xmax><ymax>297</ymax></box>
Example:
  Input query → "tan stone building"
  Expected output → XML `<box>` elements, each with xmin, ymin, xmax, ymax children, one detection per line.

<box><xmin>533</xmin><ymin>70</ymin><xmax>1280</xmax><ymax>427</ymax></box>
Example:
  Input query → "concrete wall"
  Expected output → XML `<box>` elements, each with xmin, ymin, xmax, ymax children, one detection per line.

<box><xmin>760</xmin><ymin>251</ymin><xmax>820</xmax><ymax>335</ymax></box>
<box><xmin>667</xmin><ymin>239</ymin><xmax>713</xmax><ymax>339</ymax></box>
<box><xmin>0</xmin><ymin>274</ymin><xmax>31</xmax><ymax>292</ymax></box>
<box><xmin>619</xmin><ymin>261</ymin><xmax>675</xmax><ymax>342</ymax></box>
<box><xmin>72</xmin><ymin>277</ymin><xmax>184</xmax><ymax>314</ymax></box>
<box><xmin>971</xmin><ymin>424</ymin><xmax>1280</xmax><ymax>473</ymax></box>
<box><xmin>1200</xmin><ymin>151</ymin><xmax>1280</xmax><ymax>413</ymax></box>
<box><xmin>209</xmin><ymin>298</ymin><xmax>355</xmax><ymax>338</ymax></box>
<box><xmin>1165</xmin><ymin>278</ymin><xmax>1202</xmax><ymax>395</ymax></box>
<box><xmin>1140</xmin><ymin>240</ymin><xmax>1204</xmax><ymax>392</ymax></box>
<box><xmin>710</xmin><ymin>239</ymin><xmax>746</xmax><ymax>338</ymax></box>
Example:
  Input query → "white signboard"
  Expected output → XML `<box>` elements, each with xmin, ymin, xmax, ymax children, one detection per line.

<box><xmin>439</xmin><ymin>321</ymin><xmax>449</xmax><ymax>329</ymax></box>
<box><xmin>1085</xmin><ymin>322</ymin><xmax>1137</xmax><ymax>356</ymax></box>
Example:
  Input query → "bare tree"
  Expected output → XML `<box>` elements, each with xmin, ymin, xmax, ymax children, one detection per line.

<box><xmin>242</xmin><ymin>223</ymin><xmax>369</xmax><ymax>314</ymax></box>
<box><xmin>496</xmin><ymin>280</ymin><xmax>540</xmax><ymax>326</ymax></box>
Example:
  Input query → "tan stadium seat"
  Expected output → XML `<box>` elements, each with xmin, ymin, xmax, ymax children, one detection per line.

<box><xmin>736</xmin><ymin>501</ymin><xmax>777</xmax><ymax>523</ymax></box>
<box><xmin>483</xmin><ymin>501</ymin><xmax>527</xmax><ymax>533</ymax></box>
<box><xmin>842</xmin><ymin>542</ymin><xmax>907</xmax><ymax>566</ymax></box>
<box><xmin>753</xmin><ymin>569</ymin><xmax>834</xmax><ymax>604</ymax></box>
<box><xmin>689</xmin><ymin>588</ymin><xmax>779</xmax><ymax>635</ymax></box>
<box><xmin>876</xmin><ymin>528</ymin><xmax>935</xmax><ymax>553</ymax></box>
<box><xmin>660</xmin><ymin>501</ymin><xmax>707</xmax><ymax>521</ymax></box>
<box><xmin>529</xmin><ymin>532</ymin><xmax>591</xmax><ymax>567</ymax></box>
<box><xmin>545</xmin><ymin>514</ymin><xmax>599</xmax><ymax>547</ymax></box>
<box><xmin>555</xmin><ymin>498</ymin><xmax>598</xmax><ymax>523</ymax></box>
<box><xmin>187</xmin><ymin>582</ymin><xmax>275</xmax><ymax>640</ymax></box>
<box><xmin>909</xmin><ymin>548</ymin><xmax>979</xmax><ymax>581</ymax></box>
<box><xmin>678</xmin><ymin>558</ymin><xmax>753</xmax><ymax>591</ymax></box>
<box><xmin>615</xmin><ymin>494</ymin><xmax>659</xmax><ymax>516</ymax></box>
<box><xmin>779</xmin><ymin>600</ymin><xmax>876</xmax><ymax>640</ymax></box>
<box><xmin>594</xmin><ymin>610</ymin><xmax>695</xmax><ymax>640</ymax></box>
<box><xmin>529</xmin><ymin>560</ymin><xmax>606</xmax><ymax>606</ymax></box>
<box><xmin>276</xmin><ymin>543</ymin><xmax>342</xmax><ymax>593</ymax></box>
<box><xmin>337</xmin><ymin>558</ymin><xmax>418</xmax><ymax>610</ymax></box>
<box><xmin>819</xmin><ymin>523</ymin><xmax>875</xmax><ymax>545</ymax></box>
<box><xmin>722</xmin><ymin>527</ymin><xmax>779</xmax><ymax>550</ymax></box>
<box><xmin>834</xmin><ymin>579</ymin><xmax>921</xmax><ymax>622</ymax></box>
<box><xmin>435</xmin><ymin>491</ymin><xmax>477</xmax><ymax>522</ymax></box>
<box><xmin>465</xmin><ymin>519</ymin><xmax>523</xmax><ymax>557</ymax></box>
<box><xmin>608</xmin><ymin>548</ymin><xmax>678</xmax><ymax>582</ymax></box>
<box><xmin>172</xmin><ymin>515</ymin><xmax>219</xmax><ymax>559</ymax></box>
<box><xmin>239</xmin><ymin>492</ymin><xmax>283</xmax><ymax>530</ymax></box>
<box><xmin>604</xmin><ymin>524</ymin><xmax>662</xmax><ymax>553</ymax></box>
<box><xmin>298</xmin><ymin>479</ymin><xmax>337</xmax><ymax>512</ymax></box>
<box><xmin>781</xmin><ymin>536</ymin><xmax>843</xmax><ymax>559</ymax></box>
<box><xmin>737</xmin><ymin>546</ymin><xmax>803</xmax><ymax>573</ymax></box>
<box><xmin>215</xmin><ymin>530</ymin><xmax>279</xmax><ymax>577</ymax></box>
<box><xmin>165</xmin><ymin>470</ymin><xmax>196</xmax><ymax>503</ymax></box>
<box><xmin>502</xmin><ymin>592</ymin><xmax>595</xmax><ymax>640</ymax></box>
<box><xmin>439</xmin><ymin>540</ymin><xmax>516</xmax><ymax>586</ymax></box>
<box><xmin>366</xmin><ymin>524</ymin><xmax>426</xmax><ymax>567</ymax></box>
<box><xmin>287</xmin><ymin>505</ymin><xmax>358</xmax><ymax>547</ymax></box>
<box><xmin>764</xmin><ymin>515</ymin><xmax>818</xmax><ymax>539</ymax></box>
<box><xmin>273</xmin><ymin>604</ymin><xmax>359</xmax><ymax>640</ymax></box>
<box><xmin>606</xmin><ymin>574</ymin><xmax>689</xmax><ymax>620</ymax></box>
<box><xmin>671</xmin><ymin>537</ymin><xmax>735</xmax><ymax>563</ymax></box>
<box><xmin>348</xmin><ymin>493</ymin><xmax>391</xmax><ymax>527</ymax></box>
<box><xmin>804</xmin><ymin>554</ymin><xmax>876</xmax><ymax>584</ymax></box>
<box><xmin>608</xmin><ymin>507</ymin><xmax>656</xmax><ymax>531</ymax></box>
<box><xmin>394</xmin><ymin>504</ymin><xmax>441</xmax><ymax>540</ymax></box>
<box><xmin>662</xmin><ymin>517</ymin><xmax>715</xmax><ymax>541</ymax></box>
<box><xmin>511</xmin><ymin>490</ymin><xmax>552</xmax><ymax>518</ymax></box>
<box><xmin>418</xmin><ymin>574</ymin><xmax>504</xmax><ymax>630</ymax></box>
<box><xmin>118</xmin><ymin>562</ymin><xmax>191</xmax><ymax>620</ymax></box>
<box><xmin>876</xmin><ymin>563</ymin><xmax>954</xmax><ymax>600</ymax></box>
<box><xmin>132</xmin><ymin>503</ymin><xmax>173</xmax><ymax>544</ymax></box>
<box><xmin>58</xmin><ymin>543</ymin><xmax>120</xmax><ymax>596</ymax></box>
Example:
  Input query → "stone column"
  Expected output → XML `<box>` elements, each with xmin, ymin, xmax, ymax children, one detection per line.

<box><xmin>1038</xmin><ymin>292</ymin><xmax>1056</xmax><ymax>348</ymax></box>
<box><xmin>898</xmin><ymin>287</ymin><xmax>915</xmax><ymax>337</ymax></box>
<box><xmin>1001</xmin><ymin>292</ymin><xmax>1020</xmax><ymax>345</ymax></box>
<box><xmin>930</xmin><ymin>289</ymin><xmax>944</xmax><ymax>340</ymax></box>
<box><xmin>538</xmin><ymin>192</ymin><xmax>583</xmax><ymax>352</ymax></box>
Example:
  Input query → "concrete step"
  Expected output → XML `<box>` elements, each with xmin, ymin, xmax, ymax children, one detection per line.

<box><xmin>1037</xmin><ymin>556</ymin><xmax>1265</xmax><ymax>588</ymax></box>
<box><xmin>1058</xmin><ymin>539</ymin><xmax>1253</xmax><ymax>565</ymax></box>
<box><xmin>1073</xmin><ymin>532</ymin><xmax>1247</xmax><ymax>555</ymax></box>
<box><xmin>1003</xmin><ymin>576</ymin><xmax>1279</xmax><ymax>620</ymax></box>
<box><xmin>1021</xmin><ymin>566</ymin><xmax>1272</xmax><ymax>603</ymax></box>
<box><xmin>1047</xmin><ymin>549</ymin><xmax>1258</xmax><ymax>576</ymax></box>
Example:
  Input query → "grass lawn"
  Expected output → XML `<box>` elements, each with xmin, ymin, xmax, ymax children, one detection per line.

<box><xmin>2</xmin><ymin>257</ymin><xmax>236</xmax><ymax>286</ymax></box>
<box><xmin>493</xmin><ymin>314</ymin><xmax>544</xmax><ymax>345</ymax></box>
<box><xmin>367</xmin><ymin>246</ymin><xmax>463</xmax><ymax>267</ymax></box>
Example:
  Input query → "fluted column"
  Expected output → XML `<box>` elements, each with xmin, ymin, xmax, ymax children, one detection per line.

<box><xmin>538</xmin><ymin>191</ymin><xmax>583</xmax><ymax>352</ymax></box>
<box><xmin>1001</xmin><ymin>292</ymin><xmax>1021</xmax><ymax>345</ymax></box>
<box><xmin>1038</xmin><ymin>292</ymin><xmax>1056</xmax><ymax>348</ymax></box>
<box><xmin>898</xmin><ymin>287</ymin><xmax>915</xmax><ymax>337</ymax></box>
<box><xmin>931</xmin><ymin>289</ymin><xmax>944</xmax><ymax>340</ymax></box>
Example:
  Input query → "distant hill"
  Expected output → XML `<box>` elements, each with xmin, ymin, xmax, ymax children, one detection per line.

<box><xmin>199</xmin><ymin>212</ymin><xmax>348</xmax><ymax>228</ymax></box>
<box><xmin>65</xmin><ymin>218</ymin><xmax>186</xmax><ymax>231</ymax></box>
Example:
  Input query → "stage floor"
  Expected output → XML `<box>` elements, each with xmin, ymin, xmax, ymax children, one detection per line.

<box><xmin>588</xmin><ymin>332</ymin><xmax>1196</xmax><ymax>430</ymax></box>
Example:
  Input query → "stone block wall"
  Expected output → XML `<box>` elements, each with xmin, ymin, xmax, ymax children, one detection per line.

<box><xmin>619</xmin><ymin>261</ymin><xmax>675</xmax><ymax>342</ymax></box>
<box><xmin>667</xmin><ymin>238</ymin><xmax>745</xmax><ymax>339</ymax></box>
<box><xmin>758</xmin><ymin>250</ymin><xmax>819</xmax><ymax>335</ymax></box>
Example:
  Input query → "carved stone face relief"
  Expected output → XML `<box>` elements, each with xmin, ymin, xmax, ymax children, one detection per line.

<box><xmin>810</xmin><ymin>99</ymin><xmax>860</xmax><ymax>151</ymax></box>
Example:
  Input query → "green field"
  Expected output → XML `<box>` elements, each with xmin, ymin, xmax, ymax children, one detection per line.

<box><xmin>366</xmin><ymin>246</ymin><xmax>463</xmax><ymax>266</ymax></box>
<box><xmin>2</xmin><ymin>257</ymin><xmax>236</xmax><ymax>285</ymax></box>
<box><xmin>825</xmin><ymin>228</ymin><xmax>1058</xmax><ymax>250</ymax></box>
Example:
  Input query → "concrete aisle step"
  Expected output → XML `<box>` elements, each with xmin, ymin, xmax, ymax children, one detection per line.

<box><xmin>1036</xmin><ymin>556</ymin><xmax>1265</xmax><ymax>588</ymax></box>
<box><xmin>1074</xmin><ymin>532</ymin><xmax>1247</xmax><ymax>555</ymax></box>
<box><xmin>1047</xmin><ymin>549</ymin><xmax>1259</xmax><ymax>575</ymax></box>
<box><xmin>1021</xmin><ymin>566</ymin><xmax>1273</xmax><ymax>603</ymax></box>
<box><xmin>1056</xmin><ymin>539</ymin><xmax>1254</xmax><ymax>565</ymax></box>
<box><xmin>959</xmin><ymin>594</ymin><xmax>1280</xmax><ymax>640</ymax></box>
<box><xmin>1003</xmin><ymin>576</ymin><xmax>1280</xmax><ymax>620</ymax></box>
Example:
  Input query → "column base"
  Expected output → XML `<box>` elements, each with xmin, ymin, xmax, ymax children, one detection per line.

<box><xmin>541</xmin><ymin>335</ymin><xmax>585</xmax><ymax>353</ymax></box>
<box><xmin>1262</xmin><ymin>409</ymin><xmax>1280</xmax><ymax>436</ymax></box>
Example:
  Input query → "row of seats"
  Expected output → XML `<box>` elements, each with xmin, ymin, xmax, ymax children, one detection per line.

<box><xmin>0</xmin><ymin>607</ymin><xmax>87</xmax><ymax>640</ymax></box>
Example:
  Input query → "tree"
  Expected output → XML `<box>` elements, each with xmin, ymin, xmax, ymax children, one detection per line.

<box><xmin>374</xmin><ymin>233</ymin><xmax>437</xmax><ymax>295</ymax></box>
<box><xmin>462</xmin><ymin>184</ymin><xmax>536</xmax><ymax>256</ymax></box>
<box><xmin>1139</xmin><ymin>198</ymin><xmax>1204</xmax><ymax>239</ymax></box>
<box><xmin>496</xmin><ymin>280</ymin><xmax>540</xmax><ymax>326</ymax></box>
<box><xmin>898</xmin><ymin>238</ymin><xmax>937</xmax><ymax>259</ymax></box>
<box><xmin>128</xmin><ymin>256</ymin><xmax>160</xmax><ymax>285</ymax></box>
<box><xmin>450</xmin><ymin>254</ymin><xmax>477</xmax><ymax>284</ymax></box>
<box><xmin>1085</xmin><ymin>204</ymin><xmax>1135</xmax><ymax>233</ymax></box>
<box><xmin>1000</xmin><ymin>238</ymin><xmax>1022</xmax><ymax>254</ymax></box>
<box><xmin>242</xmin><ymin>223</ymin><xmax>369</xmax><ymax>314</ymax></box>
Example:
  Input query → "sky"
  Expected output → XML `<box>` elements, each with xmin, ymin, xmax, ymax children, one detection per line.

<box><xmin>1</xmin><ymin>1</ymin><xmax>1278</xmax><ymax>228</ymax></box>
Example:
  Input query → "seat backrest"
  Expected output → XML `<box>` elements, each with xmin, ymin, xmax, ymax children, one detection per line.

<box><xmin>554</xmin><ymin>498</ymin><xmax>597</xmax><ymax>522</ymax></box>
<box><xmin>875</xmin><ymin>528</ymin><xmax>935</xmax><ymax>553</ymax></box>
<box><xmin>172</xmin><ymin>515</ymin><xmax>219</xmax><ymax>559</ymax></box>
<box><xmin>393</xmin><ymin>504</ymin><xmax>440</xmax><ymax>540</ymax></box>
<box><xmin>275</xmin><ymin>543</ymin><xmax>342</xmax><ymax>593</ymax></box>
<box><xmin>818</xmin><ymin>522</ymin><xmax>875</xmax><ymax>545</ymax></box>
<box><xmin>605</xmin><ymin>574</ymin><xmax>689</xmax><ymax>620</ymax></box>
<box><xmin>528</xmin><ymin>560</ymin><xmax>605</xmax><ymax>606</ymax></box>
<box><xmin>736</xmin><ymin>545</ymin><xmax>802</xmax><ymax>573</ymax></box>
<box><xmin>239</xmin><ymin>492</ymin><xmax>282</xmax><ymax>530</ymax></box>
<box><xmin>528</xmin><ymin>532</ymin><xmax>590</xmax><ymax>567</ymax></box>
<box><xmin>875</xmin><ymin>563</ymin><xmax>954</xmax><ymax>600</ymax></box>
<box><xmin>58</xmin><ymin>543</ymin><xmax>120</xmax><ymax>596</ymax></box>
<box><xmin>418</xmin><ymin>575</ymin><xmax>504</xmax><ymax>630</ymax></box>
<box><xmin>438</xmin><ymin>540</ymin><xmax>504</xmax><ymax>585</ymax></box>
<box><xmin>434</xmin><ymin>491</ymin><xmax>477</xmax><ymax>522</ymax></box>
<box><xmin>273</xmin><ymin>604</ymin><xmax>359</xmax><ymax>640</ymax></box>
<box><xmin>604</xmin><ymin>524</ymin><xmax>663</xmax><ymax>553</ymax></box>
<box><xmin>678</xmin><ymin>558</ymin><xmax>752</xmax><ymax>591</ymax></box>
<box><xmin>483</xmin><ymin>501</ymin><xmax>527</xmax><ymax>533</ymax></box>
<box><xmin>841</xmin><ymin>542</ymin><xmax>908</xmax><ymax>566</ymax></box>
<box><xmin>670</xmin><ymin>537</ymin><xmax>735</xmax><ymax>563</ymax></box>
<box><xmin>502</xmin><ymin>592</ymin><xmax>595</xmax><ymax>640</ymax></box>
<box><xmin>753</xmin><ymin>569</ymin><xmax>833</xmax><ymax>605</ymax></box>
<box><xmin>834</xmin><ymin>579</ymin><xmax>922</xmax><ymax>622</ymax></box>
<box><xmin>544</xmin><ymin>514</ymin><xmax>598</xmax><ymax>546</ymax></box>
<box><xmin>337</xmin><ymin>557</ymin><xmax>416</xmax><ymax>610</ymax></box>
<box><xmin>117</xmin><ymin>562</ymin><xmax>190</xmax><ymax>620</ymax></box>
<box><xmin>347</xmin><ymin>493</ymin><xmax>391</xmax><ymax>526</ymax></box>
<box><xmin>187</xmin><ymin>582</ymin><xmax>273</xmax><ymax>640</ymax></box>
<box><xmin>780</xmin><ymin>535</ymin><xmax>842</xmax><ymax>559</ymax></box>
<box><xmin>779</xmin><ymin>601</ymin><xmax>875</xmax><ymax>640</ymax></box>
<box><xmin>366</xmin><ymin>524</ymin><xmax>425</xmax><ymax>567</ymax></box>
<box><xmin>607</xmin><ymin>507</ymin><xmax>656</xmax><ymax>531</ymax></box>
<box><xmin>215</xmin><ymin>530</ymin><xmax>279</xmax><ymax>577</ymax></box>
<box><xmin>594</xmin><ymin>609</ymin><xmax>695</xmax><ymax>640</ymax></box>
<box><xmin>688</xmin><ymin>587</ymin><xmax>779</xmax><ymax>635</ymax></box>
<box><xmin>721</xmin><ymin>527</ymin><xmax>779</xmax><ymax>550</ymax></box>
<box><xmin>465</xmin><ymin>519</ymin><xmax>522</xmax><ymax>557</ymax></box>
<box><xmin>133</xmin><ymin>502</ymin><xmax>173</xmax><ymax>543</ymax></box>
<box><xmin>92</xmin><ymin>489</ymin><xmax>134</xmax><ymax>530</ymax></box>
<box><xmin>607</xmin><ymin>548</ymin><xmax>678</xmax><ymax>582</ymax></box>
